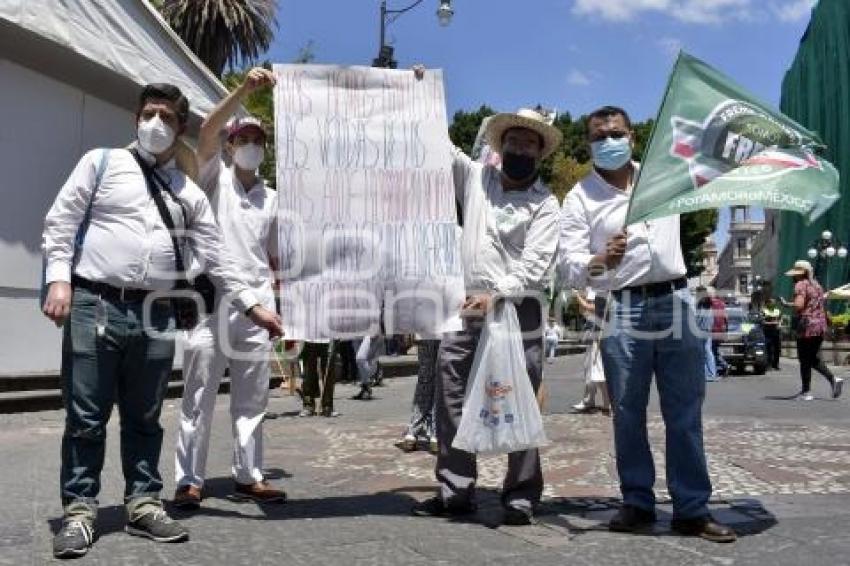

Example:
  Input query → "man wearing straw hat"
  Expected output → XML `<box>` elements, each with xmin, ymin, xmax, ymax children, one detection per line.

<box><xmin>559</xmin><ymin>106</ymin><xmax>736</xmax><ymax>542</ymax></box>
<box><xmin>173</xmin><ymin>68</ymin><xmax>286</xmax><ymax>509</ymax></box>
<box><xmin>411</xmin><ymin>97</ymin><xmax>562</xmax><ymax>526</ymax></box>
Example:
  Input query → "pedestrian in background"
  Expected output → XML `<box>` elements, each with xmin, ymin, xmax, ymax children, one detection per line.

<box><xmin>784</xmin><ymin>260</ymin><xmax>844</xmax><ymax>401</ymax></box>
<box><xmin>762</xmin><ymin>297</ymin><xmax>782</xmax><ymax>371</ymax></box>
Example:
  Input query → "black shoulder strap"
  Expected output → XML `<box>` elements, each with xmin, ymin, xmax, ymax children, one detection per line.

<box><xmin>130</xmin><ymin>149</ymin><xmax>188</xmax><ymax>280</ymax></box>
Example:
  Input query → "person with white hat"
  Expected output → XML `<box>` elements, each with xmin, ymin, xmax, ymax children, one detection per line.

<box><xmin>559</xmin><ymin>106</ymin><xmax>736</xmax><ymax>543</ymax></box>
<box><xmin>783</xmin><ymin>259</ymin><xmax>843</xmax><ymax>401</ymax></box>
<box><xmin>173</xmin><ymin>67</ymin><xmax>286</xmax><ymax>509</ymax></box>
<box><xmin>410</xmin><ymin>73</ymin><xmax>562</xmax><ymax>526</ymax></box>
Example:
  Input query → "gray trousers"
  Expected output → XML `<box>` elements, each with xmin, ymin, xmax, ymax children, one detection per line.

<box><xmin>435</xmin><ymin>297</ymin><xmax>544</xmax><ymax>510</ymax></box>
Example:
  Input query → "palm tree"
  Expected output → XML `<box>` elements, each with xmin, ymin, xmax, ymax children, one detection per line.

<box><xmin>161</xmin><ymin>0</ymin><xmax>278</xmax><ymax>77</ymax></box>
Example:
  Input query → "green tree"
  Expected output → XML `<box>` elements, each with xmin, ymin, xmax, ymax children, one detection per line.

<box><xmin>447</xmin><ymin>105</ymin><xmax>496</xmax><ymax>155</ymax></box>
<box><xmin>160</xmin><ymin>0</ymin><xmax>278</xmax><ymax>77</ymax></box>
<box><xmin>549</xmin><ymin>153</ymin><xmax>592</xmax><ymax>203</ymax></box>
<box><xmin>681</xmin><ymin>209</ymin><xmax>719</xmax><ymax>277</ymax></box>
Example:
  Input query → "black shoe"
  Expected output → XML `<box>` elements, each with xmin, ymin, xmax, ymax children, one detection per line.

<box><xmin>502</xmin><ymin>504</ymin><xmax>533</xmax><ymax>526</ymax></box>
<box><xmin>833</xmin><ymin>378</ymin><xmax>844</xmax><ymax>399</ymax></box>
<box><xmin>608</xmin><ymin>504</ymin><xmax>657</xmax><ymax>533</ymax></box>
<box><xmin>53</xmin><ymin>520</ymin><xmax>94</xmax><ymax>559</ymax></box>
<box><xmin>671</xmin><ymin>515</ymin><xmax>737</xmax><ymax>543</ymax></box>
<box><xmin>351</xmin><ymin>385</ymin><xmax>372</xmax><ymax>400</ymax></box>
<box><xmin>411</xmin><ymin>496</ymin><xmax>475</xmax><ymax>518</ymax></box>
<box><xmin>125</xmin><ymin>509</ymin><xmax>189</xmax><ymax>543</ymax></box>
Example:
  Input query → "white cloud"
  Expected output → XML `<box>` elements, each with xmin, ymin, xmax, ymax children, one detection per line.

<box><xmin>571</xmin><ymin>0</ymin><xmax>763</xmax><ymax>24</ymax></box>
<box><xmin>657</xmin><ymin>36</ymin><xmax>683</xmax><ymax>56</ymax></box>
<box><xmin>567</xmin><ymin>69</ymin><xmax>591</xmax><ymax>86</ymax></box>
<box><xmin>772</xmin><ymin>0</ymin><xmax>816</xmax><ymax>23</ymax></box>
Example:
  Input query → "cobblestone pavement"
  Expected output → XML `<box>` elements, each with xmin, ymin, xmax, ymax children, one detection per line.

<box><xmin>1</xmin><ymin>354</ymin><xmax>849</xmax><ymax>565</ymax></box>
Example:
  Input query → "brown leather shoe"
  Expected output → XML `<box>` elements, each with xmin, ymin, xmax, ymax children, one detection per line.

<box><xmin>671</xmin><ymin>515</ymin><xmax>737</xmax><ymax>543</ymax></box>
<box><xmin>172</xmin><ymin>485</ymin><xmax>202</xmax><ymax>510</ymax></box>
<box><xmin>233</xmin><ymin>481</ymin><xmax>287</xmax><ymax>503</ymax></box>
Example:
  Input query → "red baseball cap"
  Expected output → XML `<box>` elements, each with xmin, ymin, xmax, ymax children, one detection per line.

<box><xmin>227</xmin><ymin>116</ymin><xmax>266</xmax><ymax>140</ymax></box>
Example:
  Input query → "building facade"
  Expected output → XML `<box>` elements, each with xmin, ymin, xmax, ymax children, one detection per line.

<box><xmin>713</xmin><ymin>206</ymin><xmax>765</xmax><ymax>303</ymax></box>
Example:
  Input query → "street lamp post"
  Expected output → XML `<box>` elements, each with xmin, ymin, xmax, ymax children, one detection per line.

<box><xmin>807</xmin><ymin>229</ymin><xmax>848</xmax><ymax>291</ymax></box>
<box><xmin>373</xmin><ymin>0</ymin><xmax>453</xmax><ymax>68</ymax></box>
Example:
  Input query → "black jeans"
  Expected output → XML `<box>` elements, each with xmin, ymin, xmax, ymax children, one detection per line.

<box><xmin>301</xmin><ymin>342</ymin><xmax>336</xmax><ymax>411</ymax></box>
<box><xmin>336</xmin><ymin>340</ymin><xmax>357</xmax><ymax>382</ymax></box>
<box><xmin>796</xmin><ymin>336</ymin><xmax>835</xmax><ymax>393</ymax></box>
<box><xmin>763</xmin><ymin>326</ymin><xmax>781</xmax><ymax>369</ymax></box>
<box><xmin>60</xmin><ymin>288</ymin><xmax>175</xmax><ymax>508</ymax></box>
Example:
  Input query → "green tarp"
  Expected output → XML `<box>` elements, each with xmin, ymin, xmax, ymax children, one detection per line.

<box><xmin>778</xmin><ymin>0</ymin><xmax>850</xmax><ymax>298</ymax></box>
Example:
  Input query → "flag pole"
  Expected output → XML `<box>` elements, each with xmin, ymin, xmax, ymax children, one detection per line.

<box><xmin>623</xmin><ymin>50</ymin><xmax>686</xmax><ymax>228</ymax></box>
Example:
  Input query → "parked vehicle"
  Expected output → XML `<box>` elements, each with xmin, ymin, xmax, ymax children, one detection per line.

<box><xmin>715</xmin><ymin>307</ymin><xmax>768</xmax><ymax>375</ymax></box>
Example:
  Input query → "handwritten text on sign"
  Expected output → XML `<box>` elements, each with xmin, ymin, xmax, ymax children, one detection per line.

<box><xmin>273</xmin><ymin>65</ymin><xmax>464</xmax><ymax>340</ymax></box>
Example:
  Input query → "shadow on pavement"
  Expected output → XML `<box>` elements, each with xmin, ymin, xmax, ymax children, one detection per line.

<box><xmin>537</xmin><ymin>496</ymin><xmax>778</xmax><ymax>539</ymax></box>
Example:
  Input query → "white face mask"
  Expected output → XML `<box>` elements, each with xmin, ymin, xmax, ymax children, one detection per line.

<box><xmin>233</xmin><ymin>143</ymin><xmax>265</xmax><ymax>171</ymax></box>
<box><xmin>137</xmin><ymin>115</ymin><xmax>176</xmax><ymax>155</ymax></box>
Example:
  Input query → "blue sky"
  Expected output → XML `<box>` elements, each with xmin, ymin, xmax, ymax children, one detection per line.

<box><xmin>267</xmin><ymin>0</ymin><xmax>817</xmax><ymax>248</ymax></box>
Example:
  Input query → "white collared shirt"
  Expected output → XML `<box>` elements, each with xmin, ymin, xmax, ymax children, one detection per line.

<box><xmin>451</xmin><ymin>146</ymin><xmax>560</xmax><ymax>296</ymax></box>
<box><xmin>43</xmin><ymin>146</ymin><xmax>259</xmax><ymax>312</ymax></box>
<box><xmin>197</xmin><ymin>153</ymin><xmax>278</xmax><ymax>298</ymax></box>
<box><xmin>558</xmin><ymin>164</ymin><xmax>687</xmax><ymax>291</ymax></box>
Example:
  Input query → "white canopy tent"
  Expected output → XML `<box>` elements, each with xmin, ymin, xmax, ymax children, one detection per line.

<box><xmin>0</xmin><ymin>0</ymin><xmax>233</xmax><ymax>375</ymax></box>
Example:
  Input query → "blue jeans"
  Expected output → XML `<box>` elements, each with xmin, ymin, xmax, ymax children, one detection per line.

<box><xmin>600</xmin><ymin>288</ymin><xmax>711</xmax><ymax>519</ymax></box>
<box><xmin>60</xmin><ymin>287</ymin><xmax>175</xmax><ymax>515</ymax></box>
<box><xmin>703</xmin><ymin>338</ymin><xmax>717</xmax><ymax>380</ymax></box>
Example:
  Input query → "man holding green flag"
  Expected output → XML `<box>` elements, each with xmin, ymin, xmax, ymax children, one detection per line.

<box><xmin>559</xmin><ymin>105</ymin><xmax>736</xmax><ymax>543</ymax></box>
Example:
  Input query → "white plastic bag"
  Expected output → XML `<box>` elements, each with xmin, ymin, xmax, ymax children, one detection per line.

<box><xmin>453</xmin><ymin>301</ymin><xmax>548</xmax><ymax>455</ymax></box>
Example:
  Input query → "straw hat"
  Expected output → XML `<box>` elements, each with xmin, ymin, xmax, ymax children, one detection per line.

<box><xmin>485</xmin><ymin>108</ymin><xmax>563</xmax><ymax>160</ymax></box>
<box><xmin>785</xmin><ymin>259</ymin><xmax>813</xmax><ymax>278</ymax></box>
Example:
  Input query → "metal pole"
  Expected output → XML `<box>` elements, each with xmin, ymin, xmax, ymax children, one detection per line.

<box><xmin>379</xmin><ymin>1</ymin><xmax>387</xmax><ymax>60</ymax></box>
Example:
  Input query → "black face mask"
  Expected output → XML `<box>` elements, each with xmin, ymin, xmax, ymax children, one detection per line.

<box><xmin>501</xmin><ymin>151</ymin><xmax>537</xmax><ymax>182</ymax></box>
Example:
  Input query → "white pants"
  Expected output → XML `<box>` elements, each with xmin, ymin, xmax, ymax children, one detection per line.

<box><xmin>175</xmin><ymin>302</ymin><xmax>272</xmax><ymax>487</ymax></box>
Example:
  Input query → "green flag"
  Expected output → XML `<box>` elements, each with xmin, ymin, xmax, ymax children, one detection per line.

<box><xmin>625</xmin><ymin>52</ymin><xmax>840</xmax><ymax>226</ymax></box>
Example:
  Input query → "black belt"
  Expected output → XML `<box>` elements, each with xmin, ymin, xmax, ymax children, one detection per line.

<box><xmin>614</xmin><ymin>277</ymin><xmax>688</xmax><ymax>298</ymax></box>
<box><xmin>72</xmin><ymin>275</ymin><xmax>152</xmax><ymax>303</ymax></box>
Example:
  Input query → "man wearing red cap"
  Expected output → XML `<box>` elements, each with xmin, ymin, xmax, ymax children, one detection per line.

<box><xmin>173</xmin><ymin>67</ymin><xmax>286</xmax><ymax>508</ymax></box>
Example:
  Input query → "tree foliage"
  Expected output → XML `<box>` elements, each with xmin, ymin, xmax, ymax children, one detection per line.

<box><xmin>160</xmin><ymin>0</ymin><xmax>278</xmax><ymax>77</ymax></box>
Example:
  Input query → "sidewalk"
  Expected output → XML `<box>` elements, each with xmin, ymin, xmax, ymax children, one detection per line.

<box><xmin>1</xmin><ymin>355</ymin><xmax>848</xmax><ymax>565</ymax></box>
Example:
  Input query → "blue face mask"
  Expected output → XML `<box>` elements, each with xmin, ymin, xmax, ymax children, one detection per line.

<box><xmin>591</xmin><ymin>136</ymin><xmax>632</xmax><ymax>171</ymax></box>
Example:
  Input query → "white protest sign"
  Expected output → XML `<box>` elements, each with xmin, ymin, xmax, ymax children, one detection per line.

<box><xmin>273</xmin><ymin>64</ymin><xmax>464</xmax><ymax>340</ymax></box>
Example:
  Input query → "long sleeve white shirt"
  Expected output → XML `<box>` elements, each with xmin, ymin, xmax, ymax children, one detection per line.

<box><xmin>451</xmin><ymin>146</ymin><xmax>560</xmax><ymax>296</ymax></box>
<box><xmin>558</xmin><ymin>165</ymin><xmax>687</xmax><ymax>292</ymax></box>
<box><xmin>196</xmin><ymin>152</ymin><xmax>278</xmax><ymax>296</ymax></box>
<box><xmin>42</xmin><ymin>146</ymin><xmax>259</xmax><ymax>312</ymax></box>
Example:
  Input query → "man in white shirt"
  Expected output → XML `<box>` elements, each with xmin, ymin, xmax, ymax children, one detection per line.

<box><xmin>412</xmin><ymin>104</ymin><xmax>561</xmax><ymax>526</ymax></box>
<box><xmin>42</xmin><ymin>83</ymin><xmax>283</xmax><ymax>559</ymax></box>
<box><xmin>559</xmin><ymin>106</ymin><xmax>735</xmax><ymax>543</ymax></box>
<box><xmin>173</xmin><ymin>68</ymin><xmax>286</xmax><ymax>509</ymax></box>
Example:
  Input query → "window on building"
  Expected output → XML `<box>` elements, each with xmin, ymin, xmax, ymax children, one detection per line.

<box><xmin>737</xmin><ymin>238</ymin><xmax>748</xmax><ymax>257</ymax></box>
<box><xmin>739</xmin><ymin>274</ymin><xmax>748</xmax><ymax>293</ymax></box>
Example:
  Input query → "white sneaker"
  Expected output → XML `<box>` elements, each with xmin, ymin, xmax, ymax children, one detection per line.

<box><xmin>572</xmin><ymin>402</ymin><xmax>594</xmax><ymax>413</ymax></box>
<box><xmin>802</xmin><ymin>393</ymin><xmax>815</xmax><ymax>401</ymax></box>
<box><xmin>401</xmin><ymin>433</ymin><xmax>417</xmax><ymax>452</ymax></box>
